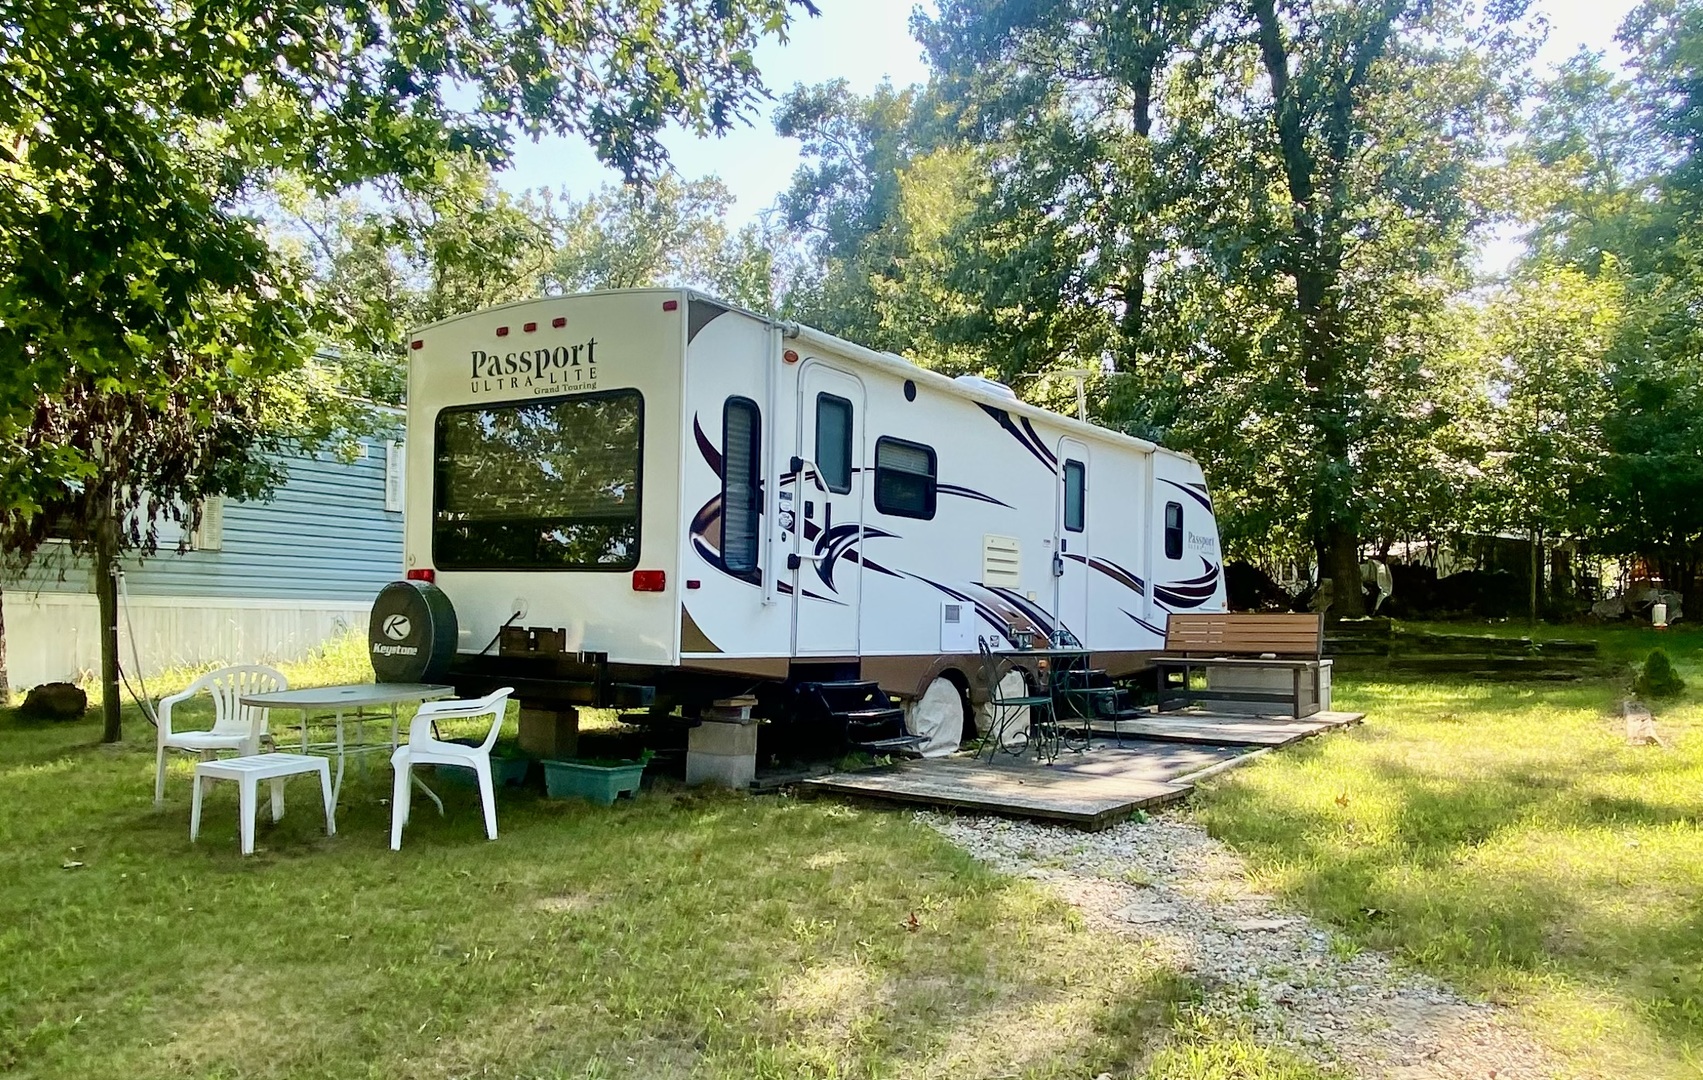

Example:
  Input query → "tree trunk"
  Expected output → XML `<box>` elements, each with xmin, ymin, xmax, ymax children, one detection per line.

<box><xmin>1528</xmin><ymin>529</ymin><xmax>1540</xmax><ymax>626</ymax></box>
<box><xmin>0</xmin><ymin>582</ymin><xmax>9</xmax><ymax>705</ymax></box>
<box><xmin>93</xmin><ymin>505</ymin><xmax>122</xmax><ymax>743</ymax></box>
<box><xmin>1250</xmin><ymin>0</ymin><xmax>1401</xmax><ymax>626</ymax></box>
<box><xmin>1326</xmin><ymin>522</ymin><xmax>1365</xmax><ymax>619</ymax></box>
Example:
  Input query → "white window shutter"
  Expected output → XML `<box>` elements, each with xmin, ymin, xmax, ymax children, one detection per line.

<box><xmin>385</xmin><ymin>440</ymin><xmax>405</xmax><ymax>512</ymax></box>
<box><xmin>194</xmin><ymin>496</ymin><xmax>224</xmax><ymax>551</ymax></box>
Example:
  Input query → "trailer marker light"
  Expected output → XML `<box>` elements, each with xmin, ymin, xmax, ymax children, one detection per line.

<box><xmin>406</xmin><ymin>568</ymin><xmax>436</xmax><ymax>583</ymax></box>
<box><xmin>783</xmin><ymin>349</ymin><xmax>799</xmax><ymax>364</ymax></box>
<box><xmin>662</xmin><ymin>300</ymin><xmax>679</xmax><ymax>311</ymax></box>
<box><xmin>496</xmin><ymin>325</ymin><xmax>510</xmax><ymax>337</ymax></box>
<box><xmin>552</xmin><ymin>317</ymin><xmax>566</xmax><ymax>328</ymax></box>
<box><xmin>686</xmin><ymin>579</ymin><xmax>701</xmax><ymax>590</ymax></box>
<box><xmin>523</xmin><ymin>321</ymin><xmax>537</xmax><ymax>333</ymax></box>
<box><xmin>632</xmin><ymin>570</ymin><xmax>666</xmax><ymax>592</ymax></box>
<box><xmin>410</xmin><ymin>339</ymin><xmax>423</xmax><ymax>350</ymax></box>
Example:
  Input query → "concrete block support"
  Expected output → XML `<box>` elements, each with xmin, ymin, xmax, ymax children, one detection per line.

<box><xmin>519</xmin><ymin>706</ymin><xmax>580</xmax><ymax>759</ymax></box>
<box><xmin>687</xmin><ymin>697</ymin><xmax>759</xmax><ymax>788</ymax></box>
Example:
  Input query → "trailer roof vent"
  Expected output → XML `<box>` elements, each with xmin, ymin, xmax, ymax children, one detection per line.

<box><xmin>953</xmin><ymin>374</ymin><xmax>1018</xmax><ymax>400</ymax></box>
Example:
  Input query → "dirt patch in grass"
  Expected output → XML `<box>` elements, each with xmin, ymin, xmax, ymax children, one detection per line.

<box><xmin>531</xmin><ymin>891</ymin><xmax>601</xmax><ymax>915</ymax></box>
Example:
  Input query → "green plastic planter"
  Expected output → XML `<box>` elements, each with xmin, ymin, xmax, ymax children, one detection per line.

<box><xmin>437</xmin><ymin>745</ymin><xmax>532</xmax><ymax>788</ymax></box>
<box><xmin>542</xmin><ymin>755</ymin><xmax>649</xmax><ymax>805</ymax></box>
<box><xmin>489</xmin><ymin>755</ymin><xmax>532</xmax><ymax>787</ymax></box>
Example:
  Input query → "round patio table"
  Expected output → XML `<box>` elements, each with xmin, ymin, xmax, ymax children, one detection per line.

<box><xmin>239</xmin><ymin>682</ymin><xmax>454</xmax><ymax>803</ymax></box>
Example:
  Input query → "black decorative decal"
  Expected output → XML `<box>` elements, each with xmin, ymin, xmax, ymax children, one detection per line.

<box><xmin>1153</xmin><ymin>558</ymin><xmax>1221</xmax><ymax>610</ymax></box>
<box><xmin>1063</xmin><ymin>553</ymin><xmax>1147</xmax><ymax>596</ymax></box>
<box><xmin>1159</xmin><ymin>477</ymin><xmax>1214</xmax><ymax>512</ymax></box>
<box><xmin>978</xmin><ymin>404</ymin><xmax>1057</xmax><ymax>473</ymax></box>
<box><xmin>1123</xmin><ymin>610</ymin><xmax>1168</xmax><ymax>636</ymax></box>
<box><xmin>687</xmin><ymin>298</ymin><xmax>728</xmax><ymax>342</ymax></box>
<box><xmin>937</xmin><ymin>483</ymin><xmax>1013</xmax><ymax>508</ymax></box>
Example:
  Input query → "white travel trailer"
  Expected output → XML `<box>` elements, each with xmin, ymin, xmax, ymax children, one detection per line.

<box><xmin>370</xmin><ymin>289</ymin><xmax>1226</xmax><ymax>754</ymax></box>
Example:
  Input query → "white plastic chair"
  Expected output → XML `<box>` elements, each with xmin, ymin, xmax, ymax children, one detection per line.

<box><xmin>155</xmin><ymin>665</ymin><xmax>288</xmax><ymax>806</ymax></box>
<box><xmin>389</xmin><ymin>688</ymin><xmax>514</xmax><ymax>850</ymax></box>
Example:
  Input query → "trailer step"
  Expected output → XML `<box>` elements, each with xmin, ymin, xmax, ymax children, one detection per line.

<box><xmin>837</xmin><ymin>707</ymin><xmax>906</xmax><ymax>721</ymax></box>
<box><xmin>791</xmin><ymin>679</ymin><xmax>915</xmax><ymax>752</ymax></box>
<box><xmin>851</xmin><ymin>734</ymin><xmax>927</xmax><ymax>756</ymax></box>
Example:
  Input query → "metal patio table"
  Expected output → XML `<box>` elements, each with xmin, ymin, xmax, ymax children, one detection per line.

<box><xmin>240</xmin><ymin>682</ymin><xmax>454</xmax><ymax>803</ymax></box>
<box><xmin>983</xmin><ymin>644</ymin><xmax>1096</xmax><ymax>761</ymax></box>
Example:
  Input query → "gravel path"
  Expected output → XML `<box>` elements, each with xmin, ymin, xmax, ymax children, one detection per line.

<box><xmin>921</xmin><ymin>810</ymin><xmax>1559</xmax><ymax>1079</ymax></box>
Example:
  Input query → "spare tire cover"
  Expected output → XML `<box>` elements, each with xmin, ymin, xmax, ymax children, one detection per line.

<box><xmin>369</xmin><ymin>580</ymin><xmax>458</xmax><ymax>683</ymax></box>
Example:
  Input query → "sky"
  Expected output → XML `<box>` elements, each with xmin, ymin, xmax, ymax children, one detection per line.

<box><xmin>498</xmin><ymin>0</ymin><xmax>1643</xmax><ymax>233</ymax></box>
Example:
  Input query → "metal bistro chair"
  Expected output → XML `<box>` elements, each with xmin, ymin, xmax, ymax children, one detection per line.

<box><xmin>1054</xmin><ymin>666</ymin><xmax>1139</xmax><ymax>749</ymax></box>
<box><xmin>977</xmin><ymin>637</ymin><xmax>1061</xmax><ymax>764</ymax></box>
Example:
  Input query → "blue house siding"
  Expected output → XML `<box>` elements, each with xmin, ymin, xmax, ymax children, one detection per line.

<box><xmin>10</xmin><ymin>439</ymin><xmax>403</xmax><ymax>603</ymax></box>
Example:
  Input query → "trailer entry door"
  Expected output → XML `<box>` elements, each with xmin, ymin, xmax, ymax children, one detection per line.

<box><xmin>792</xmin><ymin>364</ymin><xmax>865</xmax><ymax>656</ymax></box>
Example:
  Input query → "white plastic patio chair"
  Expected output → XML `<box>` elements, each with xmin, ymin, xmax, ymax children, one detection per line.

<box><xmin>389</xmin><ymin>688</ymin><xmax>514</xmax><ymax>850</ymax></box>
<box><xmin>155</xmin><ymin>665</ymin><xmax>288</xmax><ymax>806</ymax></box>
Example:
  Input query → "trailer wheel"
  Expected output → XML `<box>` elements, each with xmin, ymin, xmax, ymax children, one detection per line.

<box><xmin>906</xmin><ymin>676</ymin><xmax>970</xmax><ymax>756</ymax></box>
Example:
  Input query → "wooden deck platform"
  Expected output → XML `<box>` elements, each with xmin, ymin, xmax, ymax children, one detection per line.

<box><xmin>798</xmin><ymin>708</ymin><xmax>1364</xmax><ymax>830</ymax></box>
<box><xmin>1111</xmin><ymin>709</ymin><xmax>1363</xmax><ymax>747</ymax></box>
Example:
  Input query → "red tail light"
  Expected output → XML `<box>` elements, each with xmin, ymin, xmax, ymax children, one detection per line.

<box><xmin>631</xmin><ymin>570</ymin><xmax>666</xmax><ymax>592</ymax></box>
<box><xmin>406</xmin><ymin>568</ymin><xmax>436</xmax><ymax>583</ymax></box>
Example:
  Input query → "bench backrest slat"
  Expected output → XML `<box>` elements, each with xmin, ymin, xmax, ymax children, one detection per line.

<box><xmin>1163</xmin><ymin>613</ymin><xmax>1324</xmax><ymax>658</ymax></box>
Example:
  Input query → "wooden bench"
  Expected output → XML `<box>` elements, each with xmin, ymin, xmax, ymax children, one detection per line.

<box><xmin>1155</xmin><ymin>613</ymin><xmax>1331</xmax><ymax>717</ymax></box>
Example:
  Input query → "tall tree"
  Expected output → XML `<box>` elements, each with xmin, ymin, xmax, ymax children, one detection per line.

<box><xmin>551</xmin><ymin>175</ymin><xmax>782</xmax><ymax>308</ymax></box>
<box><xmin>917</xmin><ymin>0</ymin><xmax>1212</xmax><ymax>379</ymax></box>
<box><xmin>1</xmin><ymin>0</ymin><xmax>818</xmax><ymax>737</ymax></box>
<box><xmin>1483</xmin><ymin>265</ymin><xmax>1622</xmax><ymax>617</ymax></box>
<box><xmin>1508</xmin><ymin>1</ymin><xmax>1703</xmax><ymax>600</ymax></box>
<box><xmin>1237</xmin><ymin>0</ymin><xmax>1527</xmax><ymax>612</ymax></box>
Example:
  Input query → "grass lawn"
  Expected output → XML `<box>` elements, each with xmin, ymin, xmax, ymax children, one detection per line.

<box><xmin>1195</xmin><ymin>624</ymin><xmax>1703</xmax><ymax>1078</ymax></box>
<box><xmin>1</xmin><ymin>640</ymin><xmax>1333</xmax><ymax>1080</ymax></box>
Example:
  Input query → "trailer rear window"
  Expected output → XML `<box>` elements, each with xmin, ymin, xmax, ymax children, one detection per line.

<box><xmin>433</xmin><ymin>390</ymin><xmax>643</xmax><ymax>570</ymax></box>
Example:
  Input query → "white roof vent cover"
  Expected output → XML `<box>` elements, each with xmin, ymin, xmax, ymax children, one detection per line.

<box><xmin>953</xmin><ymin>374</ymin><xmax>1018</xmax><ymax>400</ymax></box>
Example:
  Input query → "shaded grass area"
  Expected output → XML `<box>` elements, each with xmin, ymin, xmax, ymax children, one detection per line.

<box><xmin>2</xmin><ymin>645</ymin><xmax>1336</xmax><ymax>1080</ymax></box>
<box><xmin>1196</xmin><ymin>624</ymin><xmax>1703</xmax><ymax>1078</ymax></box>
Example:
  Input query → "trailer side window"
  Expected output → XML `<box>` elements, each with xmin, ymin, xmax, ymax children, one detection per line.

<box><xmin>1164</xmin><ymin>501</ymin><xmax>1184</xmax><ymax>560</ymax></box>
<box><xmin>433</xmin><ymin>389</ymin><xmax>643</xmax><ymax>570</ymax></box>
<box><xmin>815</xmin><ymin>393</ymin><xmax>853</xmax><ymax>494</ymax></box>
<box><xmin>873</xmin><ymin>437</ymin><xmax>936</xmax><ymax>520</ymax></box>
<box><xmin>1063</xmin><ymin>459</ymin><xmax>1085</xmax><ymax>533</ymax></box>
<box><xmin>721</xmin><ymin>398</ymin><xmax>761</xmax><ymax>574</ymax></box>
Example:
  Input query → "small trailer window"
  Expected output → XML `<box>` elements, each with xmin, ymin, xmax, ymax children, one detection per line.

<box><xmin>1063</xmin><ymin>459</ymin><xmax>1085</xmax><ymax>533</ymax></box>
<box><xmin>874</xmin><ymin>437</ymin><xmax>937</xmax><ymax>520</ymax></box>
<box><xmin>721</xmin><ymin>398</ymin><xmax>761</xmax><ymax>573</ymax></box>
<box><xmin>433</xmin><ymin>390</ymin><xmax>643</xmax><ymax>570</ymax></box>
<box><xmin>1164</xmin><ymin>501</ymin><xmax>1184</xmax><ymax>559</ymax></box>
<box><xmin>815</xmin><ymin>393</ymin><xmax>853</xmax><ymax>493</ymax></box>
